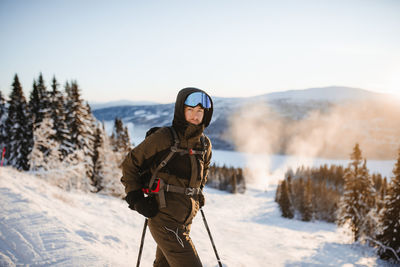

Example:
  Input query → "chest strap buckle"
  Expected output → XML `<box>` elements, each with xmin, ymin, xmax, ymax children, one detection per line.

<box><xmin>185</xmin><ymin>187</ymin><xmax>195</xmax><ymax>196</ymax></box>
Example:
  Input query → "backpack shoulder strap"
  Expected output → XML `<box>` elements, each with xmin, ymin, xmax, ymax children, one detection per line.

<box><xmin>168</xmin><ymin>126</ymin><xmax>179</xmax><ymax>149</ymax></box>
<box><xmin>147</xmin><ymin>126</ymin><xmax>179</xmax><ymax>191</ymax></box>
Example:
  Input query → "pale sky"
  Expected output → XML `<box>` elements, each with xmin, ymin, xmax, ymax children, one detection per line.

<box><xmin>1</xmin><ymin>0</ymin><xmax>399</xmax><ymax>103</ymax></box>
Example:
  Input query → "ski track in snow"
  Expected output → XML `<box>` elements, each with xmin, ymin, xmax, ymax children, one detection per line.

<box><xmin>0</xmin><ymin>167</ymin><xmax>394</xmax><ymax>267</ymax></box>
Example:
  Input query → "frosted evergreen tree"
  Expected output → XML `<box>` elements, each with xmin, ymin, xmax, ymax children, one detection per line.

<box><xmin>28</xmin><ymin>80</ymin><xmax>40</xmax><ymax>127</ymax></box>
<box><xmin>36</xmin><ymin>73</ymin><xmax>50</xmax><ymax>114</ymax></box>
<box><xmin>29</xmin><ymin>73</ymin><xmax>49</xmax><ymax>129</ymax></box>
<box><xmin>278</xmin><ymin>179</ymin><xmax>294</xmax><ymax>219</ymax></box>
<box><xmin>29</xmin><ymin>115</ymin><xmax>61</xmax><ymax>172</ymax></box>
<box><xmin>110</xmin><ymin>118</ymin><xmax>131</xmax><ymax>164</ymax></box>
<box><xmin>337</xmin><ymin>144</ymin><xmax>375</xmax><ymax>241</ymax></box>
<box><xmin>64</xmin><ymin>81</ymin><xmax>96</xmax><ymax>180</ymax></box>
<box><xmin>111</xmin><ymin>118</ymin><xmax>131</xmax><ymax>153</ymax></box>
<box><xmin>4</xmin><ymin>74</ymin><xmax>33</xmax><ymax>170</ymax></box>
<box><xmin>357</xmin><ymin>160</ymin><xmax>379</xmax><ymax>243</ymax></box>
<box><xmin>292</xmin><ymin>177</ymin><xmax>304</xmax><ymax>216</ymax></box>
<box><xmin>122</xmin><ymin>125</ymin><xmax>131</xmax><ymax>151</ymax></box>
<box><xmin>59</xmin><ymin>81</ymin><xmax>75</xmax><ymax>156</ymax></box>
<box><xmin>49</xmin><ymin>76</ymin><xmax>70</xmax><ymax>158</ymax></box>
<box><xmin>64</xmin><ymin>81</ymin><xmax>78</xmax><ymax>152</ymax></box>
<box><xmin>377</xmin><ymin>178</ymin><xmax>388</xmax><ymax>212</ymax></box>
<box><xmin>301</xmin><ymin>178</ymin><xmax>313</xmax><ymax>221</ymax></box>
<box><xmin>94</xmin><ymin>123</ymin><xmax>125</xmax><ymax>197</ymax></box>
<box><xmin>91</xmin><ymin>125</ymin><xmax>105</xmax><ymax>192</ymax></box>
<box><xmin>81</xmin><ymin>102</ymin><xmax>97</xmax><ymax>179</ymax></box>
<box><xmin>0</xmin><ymin>90</ymin><xmax>7</xmax><ymax>148</ymax></box>
<box><xmin>28</xmin><ymin>114</ymin><xmax>93</xmax><ymax>191</ymax></box>
<box><xmin>64</xmin><ymin>81</ymin><xmax>95</xmax><ymax>151</ymax></box>
<box><xmin>377</xmin><ymin>149</ymin><xmax>400</xmax><ymax>262</ymax></box>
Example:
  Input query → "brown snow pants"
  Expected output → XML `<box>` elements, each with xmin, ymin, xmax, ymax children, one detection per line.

<box><xmin>148</xmin><ymin>212</ymin><xmax>202</xmax><ymax>267</ymax></box>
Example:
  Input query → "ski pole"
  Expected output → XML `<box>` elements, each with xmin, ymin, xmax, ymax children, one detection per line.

<box><xmin>136</xmin><ymin>218</ymin><xmax>148</xmax><ymax>267</ymax></box>
<box><xmin>200</xmin><ymin>208</ymin><xmax>222</xmax><ymax>267</ymax></box>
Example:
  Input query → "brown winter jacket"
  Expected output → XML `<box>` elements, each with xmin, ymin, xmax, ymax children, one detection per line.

<box><xmin>121</xmin><ymin>87</ymin><xmax>213</xmax><ymax>224</ymax></box>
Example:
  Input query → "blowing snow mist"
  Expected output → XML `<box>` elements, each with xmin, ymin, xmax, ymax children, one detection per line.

<box><xmin>227</xmin><ymin>97</ymin><xmax>400</xmax><ymax>188</ymax></box>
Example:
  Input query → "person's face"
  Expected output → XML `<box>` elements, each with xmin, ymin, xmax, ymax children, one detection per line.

<box><xmin>184</xmin><ymin>105</ymin><xmax>204</xmax><ymax>125</ymax></box>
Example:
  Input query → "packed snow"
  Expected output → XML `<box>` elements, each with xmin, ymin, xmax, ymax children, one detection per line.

<box><xmin>0</xmin><ymin>166</ymin><xmax>393</xmax><ymax>267</ymax></box>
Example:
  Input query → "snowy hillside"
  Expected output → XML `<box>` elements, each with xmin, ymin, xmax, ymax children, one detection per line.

<box><xmin>0</xmin><ymin>167</ymin><xmax>391</xmax><ymax>267</ymax></box>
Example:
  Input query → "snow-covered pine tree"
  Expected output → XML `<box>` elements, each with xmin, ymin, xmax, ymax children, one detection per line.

<box><xmin>278</xmin><ymin>179</ymin><xmax>294</xmax><ymax>219</ymax></box>
<box><xmin>28</xmin><ymin>113</ymin><xmax>90</xmax><ymax>192</ymax></box>
<box><xmin>59</xmin><ymin>81</ymin><xmax>75</xmax><ymax>157</ymax></box>
<box><xmin>358</xmin><ymin>160</ymin><xmax>379</xmax><ymax>243</ymax></box>
<box><xmin>94</xmin><ymin>123</ymin><xmax>125</xmax><ymax>197</ymax></box>
<box><xmin>63</xmin><ymin>81</ymin><xmax>96</xmax><ymax>189</ymax></box>
<box><xmin>0</xmin><ymin>90</ymin><xmax>7</xmax><ymax>148</ymax></box>
<box><xmin>337</xmin><ymin>144</ymin><xmax>375</xmax><ymax>242</ymax></box>
<box><xmin>236</xmin><ymin>168</ymin><xmax>246</xmax><ymax>193</ymax></box>
<box><xmin>377</xmin><ymin>178</ymin><xmax>388</xmax><ymax>212</ymax></box>
<box><xmin>230</xmin><ymin>171</ymin><xmax>237</xmax><ymax>193</ymax></box>
<box><xmin>302</xmin><ymin>177</ymin><xmax>313</xmax><ymax>221</ymax></box>
<box><xmin>49</xmin><ymin>76</ymin><xmax>69</xmax><ymax>156</ymax></box>
<box><xmin>36</xmin><ymin>73</ymin><xmax>50</xmax><ymax>113</ymax></box>
<box><xmin>110</xmin><ymin>118</ymin><xmax>131</xmax><ymax>164</ymax></box>
<box><xmin>29</xmin><ymin>115</ymin><xmax>61</xmax><ymax>172</ymax></box>
<box><xmin>28</xmin><ymin>80</ymin><xmax>40</xmax><ymax>127</ymax></box>
<box><xmin>286</xmin><ymin>173</ymin><xmax>293</xmax><ymax>199</ymax></box>
<box><xmin>64</xmin><ymin>81</ymin><xmax>95</xmax><ymax>152</ymax></box>
<box><xmin>292</xmin><ymin>177</ymin><xmax>304</xmax><ymax>217</ymax></box>
<box><xmin>64</xmin><ymin>80</ymin><xmax>80</xmax><ymax>152</ymax></box>
<box><xmin>91</xmin><ymin>125</ymin><xmax>105</xmax><ymax>192</ymax></box>
<box><xmin>4</xmin><ymin>74</ymin><xmax>33</xmax><ymax>170</ymax></box>
<box><xmin>81</xmin><ymin>102</ymin><xmax>97</xmax><ymax>179</ymax></box>
<box><xmin>29</xmin><ymin>73</ymin><xmax>49</xmax><ymax>129</ymax></box>
<box><xmin>122</xmin><ymin>125</ymin><xmax>131</xmax><ymax>152</ymax></box>
<box><xmin>377</xmin><ymin>149</ymin><xmax>400</xmax><ymax>262</ymax></box>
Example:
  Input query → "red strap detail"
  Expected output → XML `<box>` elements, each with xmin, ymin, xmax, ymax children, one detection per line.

<box><xmin>152</xmin><ymin>179</ymin><xmax>161</xmax><ymax>193</ymax></box>
<box><xmin>142</xmin><ymin>179</ymin><xmax>161</xmax><ymax>194</ymax></box>
<box><xmin>142</xmin><ymin>188</ymin><xmax>150</xmax><ymax>194</ymax></box>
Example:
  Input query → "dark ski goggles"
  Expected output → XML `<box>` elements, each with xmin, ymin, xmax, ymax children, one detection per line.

<box><xmin>184</xmin><ymin>92</ymin><xmax>212</xmax><ymax>108</ymax></box>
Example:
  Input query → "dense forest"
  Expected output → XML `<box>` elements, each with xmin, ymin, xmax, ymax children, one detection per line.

<box><xmin>275</xmin><ymin>144</ymin><xmax>400</xmax><ymax>262</ymax></box>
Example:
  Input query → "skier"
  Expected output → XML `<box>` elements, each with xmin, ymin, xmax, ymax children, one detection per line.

<box><xmin>121</xmin><ymin>87</ymin><xmax>213</xmax><ymax>267</ymax></box>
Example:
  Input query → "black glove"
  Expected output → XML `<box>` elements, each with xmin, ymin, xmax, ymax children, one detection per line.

<box><xmin>198</xmin><ymin>191</ymin><xmax>205</xmax><ymax>208</ymax></box>
<box><xmin>125</xmin><ymin>190</ymin><xmax>159</xmax><ymax>218</ymax></box>
<box><xmin>125</xmin><ymin>190</ymin><xmax>144</xmax><ymax>209</ymax></box>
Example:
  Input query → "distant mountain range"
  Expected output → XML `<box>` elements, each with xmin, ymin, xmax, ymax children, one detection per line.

<box><xmin>90</xmin><ymin>100</ymin><xmax>159</xmax><ymax>110</ymax></box>
<box><xmin>92</xmin><ymin>86</ymin><xmax>399</xmax><ymax>159</ymax></box>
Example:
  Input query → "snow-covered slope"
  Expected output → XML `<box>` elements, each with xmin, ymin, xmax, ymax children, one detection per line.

<box><xmin>0</xmin><ymin>167</ymin><xmax>390</xmax><ymax>267</ymax></box>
